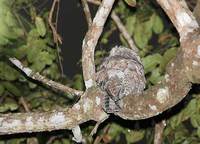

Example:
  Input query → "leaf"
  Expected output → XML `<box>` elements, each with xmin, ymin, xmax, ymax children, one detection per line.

<box><xmin>120</xmin><ymin>34</ymin><xmax>129</xmax><ymax>48</ymax></box>
<box><xmin>134</xmin><ymin>20</ymin><xmax>153</xmax><ymax>49</ymax></box>
<box><xmin>13</xmin><ymin>45</ymin><xmax>28</xmax><ymax>59</ymax></box>
<box><xmin>30</xmin><ymin>98</ymin><xmax>42</xmax><ymax>108</ymax></box>
<box><xmin>148</xmin><ymin>68</ymin><xmax>163</xmax><ymax>84</ymax></box>
<box><xmin>191</xmin><ymin>115</ymin><xmax>200</xmax><ymax>128</ymax></box>
<box><xmin>197</xmin><ymin>127</ymin><xmax>200</xmax><ymax>138</ymax></box>
<box><xmin>43</xmin><ymin>64</ymin><xmax>60</xmax><ymax>80</ymax></box>
<box><xmin>142</xmin><ymin>54</ymin><xmax>163</xmax><ymax>73</ymax></box>
<box><xmin>5</xmin><ymin>138</ymin><xmax>25</xmax><ymax>144</ymax></box>
<box><xmin>28</xmin><ymin>81</ymin><xmax>37</xmax><ymax>89</ymax></box>
<box><xmin>0</xmin><ymin>62</ymin><xmax>19</xmax><ymax>81</ymax></box>
<box><xmin>62</xmin><ymin>139</ymin><xmax>70</xmax><ymax>144</ymax></box>
<box><xmin>0</xmin><ymin>141</ymin><xmax>5</xmax><ymax>144</ymax></box>
<box><xmin>3</xmin><ymin>82</ymin><xmax>22</xmax><ymax>97</ymax></box>
<box><xmin>0</xmin><ymin>99</ymin><xmax>19</xmax><ymax>112</ymax></box>
<box><xmin>125</xmin><ymin>129</ymin><xmax>145</xmax><ymax>143</ymax></box>
<box><xmin>107</xmin><ymin>123</ymin><xmax>123</xmax><ymax>139</ymax></box>
<box><xmin>125</xmin><ymin>16</ymin><xmax>136</xmax><ymax>35</ymax></box>
<box><xmin>163</xmin><ymin>47</ymin><xmax>177</xmax><ymax>61</ymax></box>
<box><xmin>170</xmin><ymin>99</ymin><xmax>197</xmax><ymax>129</ymax></box>
<box><xmin>27</xmin><ymin>29</ymin><xmax>40</xmax><ymax>42</ymax></box>
<box><xmin>160</xmin><ymin>47</ymin><xmax>178</xmax><ymax>72</ymax></box>
<box><xmin>124</xmin><ymin>0</ymin><xmax>136</xmax><ymax>7</ymax></box>
<box><xmin>26</xmin><ymin>39</ymin><xmax>46</xmax><ymax>63</ymax></box>
<box><xmin>181</xmin><ymin>98</ymin><xmax>196</xmax><ymax>119</ymax></box>
<box><xmin>0</xmin><ymin>0</ymin><xmax>23</xmax><ymax>45</ymax></box>
<box><xmin>42</xmin><ymin>100</ymin><xmax>52</xmax><ymax>111</ymax></box>
<box><xmin>35</xmin><ymin>16</ymin><xmax>46</xmax><ymax>37</ymax></box>
<box><xmin>0</xmin><ymin>84</ymin><xmax>5</xmax><ymax>96</ymax></box>
<box><xmin>73</xmin><ymin>74</ymin><xmax>84</xmax><ymax>90</ymax></box>
<box><xmin>170</xmin><ymin>112</ymin><xmax>184</xmax><ymax>129</ymax></box>
<box><xmin>152</xmin><ymin>14</ymin><xmax>164</xmax><ymax>34</ymax></box>
<box><xmin>31</xmin><ymin>51</ymin><xmax>54</xmax><ymax>72</ymax></box>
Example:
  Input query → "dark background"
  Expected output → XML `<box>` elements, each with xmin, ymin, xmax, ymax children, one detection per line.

<box><xmin>58</xmin><ymin>0</ymin><xmax>87</xmax><ymax>77</ymax></box>
<box><xmin>57</xmin><ymin>0</ymin><xmax>117</xmax><ymax>78</ymax></box>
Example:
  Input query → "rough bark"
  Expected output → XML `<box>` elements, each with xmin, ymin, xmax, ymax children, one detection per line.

<box><xmin>1</xmin><ymin>0</ymin><xmax>200</xmax><ymax>136</ymax></box>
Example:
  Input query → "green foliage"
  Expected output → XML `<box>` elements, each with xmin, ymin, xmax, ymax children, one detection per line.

<box><xmin>73</xmin><ymin>74</ymin><xmax>84</xmax><ymax>90</ymax></box>
<box><xmin>0</xmin><ymin>98</ymin><xmax>18</xmax><ymax>113</ymax></box>
<box><xmin>0</xmin><ymin>0</ymin><xmax>72</xmax><ymax>136</ymax></box>
<box><xmin>124</xmin><ymin>0</ymin><xmax>136</xmax><ymax>7</ymax></box>
<box><xmin>0</xmin><ymin>62</ymin><xmax>19</xmax><ymax>81</ymax></box>
<box><xmin>0</xmin><ymin>0</ymin><xmax>23</xmax><ymax>45</ymax></box>
<box><xmin>163</xmin><ymin>95</ymin><xmax>200</xmax><ymax>143</ymax></box>
<box><xmin>35</xmin><ymin>16</ymin><xmax>46</xmax><ymax>37</ymax></box>
<box><xmin>106</xmin><ymin>123</ymin><xmax>145</xmax><ymax>143</ymax></box>
<box><xmin>0</xmin><ymin>0</ymin><xmax>199</xmax><ymax>143</ymax></box>
<box><xmin>142</xmin><ymin>47</ymin><xmax>177</xmax><ymax>85</ymax></box>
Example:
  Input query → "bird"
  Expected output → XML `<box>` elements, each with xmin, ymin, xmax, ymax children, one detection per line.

<box><xmin>96</xmin><ymin>46</ymin><xmax>146</xmax><ymax>113</ymax></box>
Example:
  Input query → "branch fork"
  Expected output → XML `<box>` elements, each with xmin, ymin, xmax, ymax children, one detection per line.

<box><xmin>1</xmin><ymin>1</ymin><xmax>200</xmax><ymax>142</ymax></box>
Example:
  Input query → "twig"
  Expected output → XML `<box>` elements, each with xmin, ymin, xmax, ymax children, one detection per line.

<box><xmin>48</xmin><ymin>0</ymin><xmax>62</xmax><ymax>44</ymax></box>
<box><xmin>93</xmin><ymin>124</ymin><xmax>110</xmax><ymax>144</ymax></box>
<box><xmin>81</xmin><ymin>0</ymin><xmax>92</xmax><ymax>27</ymax></box>
<box><xmin>90</xmin><ymin>114</ymin><xmax>108</xmax><ymax>136</ymax></box>
<box><xmin>87</xmin><ymin>0</ymin><xmax>138</xmax><ymax>52</ymax></box>
<box><xmin>154</xmin><ymin>120</ymin><xmax>166</xmax><ymax>144</ymax></box>
<box><xmin>82</xmin><ymin>0</ymin><xmax>116</xmax><ymax>89</ymax></box>
<box><xmin>9</xmin><ymin>58</ymin><xmax>83</xmax><ymax>96</ymax></box>
<box><xmin>111</xmin><ymin>12</ymin><xmax>138</xmax><ymax>52</ymax></box>
<box><xmin>19</xmin><ymin>97</ymin><xmax>30</xmax><ymax>112</ymax></box>
<box><xmin>49</xmin><ymin>0</ymin><xmax>64</xmax><ymax>76</ymax></box>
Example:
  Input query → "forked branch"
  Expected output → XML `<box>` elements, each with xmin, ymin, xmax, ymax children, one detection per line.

<box><xmin>1</xmin><ymin>0</ymin><xmax>200</xmax><ymax>137</ymax></box>
<box><xmin>82</xmin><ymin>0</ymin><xmax>115</xmax><ymax>88</ymax></box>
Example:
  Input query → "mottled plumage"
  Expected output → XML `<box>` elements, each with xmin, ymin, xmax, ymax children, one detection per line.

<box><xmin>96</xmin><ymin>46</ymin><xmax>146</xmax><ymax>113</ymax></box>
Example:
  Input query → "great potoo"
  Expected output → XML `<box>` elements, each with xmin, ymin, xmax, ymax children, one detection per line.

<box><xmin>96</xmin><ymin>46</ymin><xmax>146</xmax><ymax>113</ymax></box>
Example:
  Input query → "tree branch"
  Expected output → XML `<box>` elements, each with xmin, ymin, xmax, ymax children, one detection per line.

<box><xmin>115</xmin><ymin>51</ymin><xmax>192</xmax><ymax>119</ymax></box>
<box><xmin>87</xmin><ymin>0</ymin><xmax>138</xmax><ymax>52</ymax></box>
<box><xmin>48</xmin><ymin>0</ymin><xmax>62</xmax><ymax>44</ymax></box>
<box><xmin>81</xmin><ymin>0</ymin><xmax>92</xmax><ymax>27</ymax></box>
<box><xmin>9</xmin><ymin>58</ymin><xmax>83</xmax><ymax>96</ymax></box>
<box><xmin>0</xmin><ymin>87</ymin><xmax>108</xmax><ymax>135</ymax></box>
<box><xmin>114</xmin><ymin>0</ymin><xmax>200</xmax><ymax>119</ymax></box>
<box><xmin>193</xmin><ymin>0</ymin><xmax>200</xmax><ymax>25</ymax></box>
<box><xmin>156</xmin><ymin>0</ymin><xmax>199</xmax><ymax>40</ymax></box>
<box><xmin>154</xmin><ymin>120</ymin><xmax>166</xmax><ymax>144</ymax></box>
<box><xmin>111</xmin><ymin>12</ymin><xmax>138</xmax><ymax>52</ymax></box>
<box><xmin>82</xmin><ymin>0</ymin><xmax>115</xmax><ymax>89</ymax></box>
<box><xmin>1</xmin><ymin>0</ymin><xmax>200</xmax><ymax>137</ymax></box>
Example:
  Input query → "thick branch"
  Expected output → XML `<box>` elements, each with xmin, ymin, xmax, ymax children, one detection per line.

<box><xmin>82</xmin><ymin>0</ymin><xmax>115</xmax><ymax>89</ymax></box>
<box><xmin>115</xmin><ymin>50</ymin><xmax>192</xmax><ymax>120</ymax></box>
<box><xmin>9</xmin><ymin>58</ymin><xmax>83</xmax><ymax>96</ymax></box>
<box><xmin>3</xmin><ymin>30</ymin><xmax>200</xmax><ymax>133</ymax></box>
<box><xmin>2</xmin><ymin>0</ymin><xmax>200</xmax><ymax>136</ymax></box>
<box><xmin>156</xmin><ymin>0</ymin><xmax>199</xmax><ymax>40</ymax></box>
<box><xmin>0</xmin><ymin>88</ymin><xmax>108</xmax><ymax>135</ymax></box>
